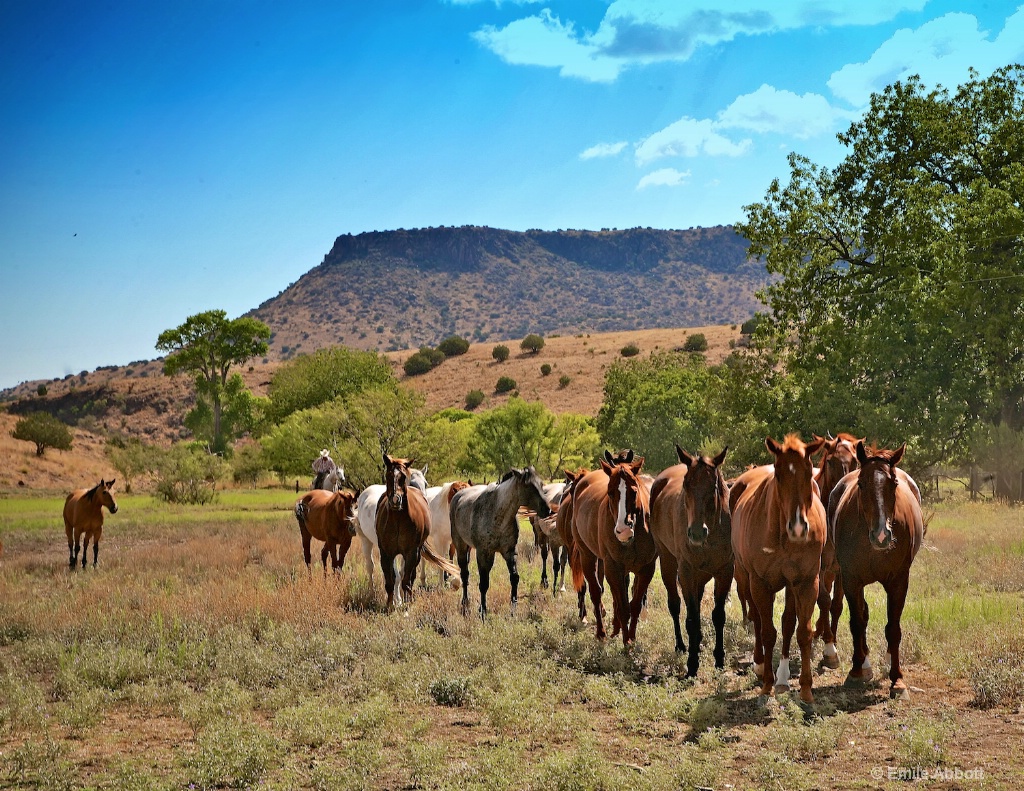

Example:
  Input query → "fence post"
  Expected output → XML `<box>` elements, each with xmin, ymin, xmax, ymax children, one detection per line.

<box><xmin>970</xmin><ymin>466</ymin><xmax>977</xmax><ymax>501</ymax></box>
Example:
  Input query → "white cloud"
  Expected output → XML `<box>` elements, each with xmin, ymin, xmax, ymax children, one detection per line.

<box><xmin>636</xmin><ymin>168</ymin><xmax>691</xmax><ymax>189</ymax></box>
<box><xmin>828</xmin><ymin>9</ymin><xmax>1024</xmax><ymax>107</ymax></box>
<box><xmin>635</xmin><ymin>117</ymin><xmax>750</xmax><ymax>165</ymax></box>
<box><xmin>716</xmin><ymin>84</ymin><xmax>856</xmax><ymax>138</ymax></box>
<box><xmin>471</xmin><ymin>1</ymin><xmax>928</xmax><ymax>81</ymax></box>
<box><xmin>580</xmin><ymin>141</ymin><xmax>628</xmax><ymax>160</ymax></box>
<box><xmin>472</xmin><ymin>10</ymin><xmax>622</xmax><ymax>82</ymax></box>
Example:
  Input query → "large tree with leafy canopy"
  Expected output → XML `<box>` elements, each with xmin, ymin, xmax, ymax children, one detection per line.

<box><xmin>156</xmin><ymin>310</ymin><xmax>270</xmax><ymax>453</ymax></box>
<box><xmin>737</xmin><ymin>65</ymin><xmax>1024</xmax><ymax>470</ymax></box>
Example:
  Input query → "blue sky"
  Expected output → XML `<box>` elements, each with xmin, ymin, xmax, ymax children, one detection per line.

<box><xmin>1</xmin><ymin>1</ymin><xmax>1022</xmax><ymax>389</ymax></box>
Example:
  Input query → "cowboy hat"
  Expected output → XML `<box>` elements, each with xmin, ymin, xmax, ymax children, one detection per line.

<box><xmin>320</xmin><ymin>449</ymin><xmax>330</xmax><ymax>457</ymax></box>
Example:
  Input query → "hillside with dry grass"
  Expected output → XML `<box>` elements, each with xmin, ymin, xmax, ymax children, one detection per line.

<box><xmin>0</xmin><ymin>325</ymin><xmax>741</xmax><ymax>492</ymax></box>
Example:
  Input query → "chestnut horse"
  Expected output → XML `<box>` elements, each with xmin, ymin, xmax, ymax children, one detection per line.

<box><xmin>571</xmin><ymin>450</ymin><xmax>655</xmax><ymax>646</ymax></box>
<box><xmin>730</xmin><ymin>435</ymin><xmax>826</xmax><ymax>702</ymax></box>
<box><xmin>810</xmin><ymin>432</ymin><xmax>861</xmax><ymax>667</ymax></box>
<box><xmin>64</xmin><ymin>479</ymin><xmax>118</xmax><ymax>569</ymax></box>
<box><xmin>554</xmin><ymin>468</ymin><xmax>595</xmax><ymax>619</ymax></box>
<box><xmin>649</xmin><ymin>446</ymin><xmax>732</xmax><ymax>676</ymax></box>
<box><xmin>829</xmin><ymin>441</ymin><xmax>924</xmax><ymax>699</ymax></box>
<box><xmin>294</xmin><ymin>489</ymin><xmax>359</xmax><ymax>575</ymax></box>
<box><xmin>375</xmin><ymin>455</ymin><xmax>459</xmax><ymax>609</ymax></box>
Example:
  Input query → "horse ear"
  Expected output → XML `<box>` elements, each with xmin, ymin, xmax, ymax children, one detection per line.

<box><xmin>599</xmin><ymin>458</ymin><xmax>613</xmax><ymax>475</ymax></box>
<box><xmin>889</xmin><ymin>442</ymin><xmax>906</xmax><ymax>467</ymax></box>
<box><xmin>675</xmin><ymin>444</ymin><xmax>694</xmax><ymax>467</ymax></box>
<box><xmin>856</xmin><ymin>440</ymin><xmax>869</xmax><ymax>466</ymax></box>
<box><xmin>108</xmin><ymin>479</ymin><xmax>115</xmax><ymax>488</ymax></box>
<box><xmin>420</xmin><ymin>463</ymin><xmax>428</xmax><ymax>475</ymax></box>
<box><xmin>603</xmin><ymin>450</ymin><xmax>613</xmax><ymax>464</ymax></box>
<box><xmin>765</xmin><ymin>436</ymin><xmax>782</xmax><ymax>456</ymax></box>
<box><xmin>712</xmin><ymin>447</ymin><xmax>728</xmax><ymax>467</ymax></box>
<box><xmin>383</xmin><ymin>453</ymin><xmax>392</xmax><ymax>467</ymax></box>
<box><xmin>630</xmin><ymin>456</ymin><xmax>645</xmax><ymax>473</ymax></box>
<box><xmin>624</xmin><ymin>449</ymin><xmax>634</xmax><ymax>463</ymax></box>
<box><xmin>805</xmin><ymin>437</ymin><xmax>826</xmax><ymax>457</ymax></box>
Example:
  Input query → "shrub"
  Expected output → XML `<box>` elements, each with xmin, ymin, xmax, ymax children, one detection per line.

<box><xmin>741</xmin><ymin>314</ymin><xmax>765</xmax><ymax>335</ymax></box>
<box><xmin>154</xmin><ymin>445</ymin><xmax>229</xmax><ymax>505</ymax></box>
<box><xmin>429</xmin><ymin>677</ymin><xmax>472</xmax><ymax>707</ymax></box>
<box><xmin>437</xmin><ymin>336</ymin><xmax>470</xmax><ymax>356</ymax></box>
<box><xmin>11</xmin><ymin>412</ymin><xmax>73</xmax><ymax>456</ymax></box>
<box><xmin>683</xmin><ymin>333</ymin><xmax>708</xmax><ymax>353</ymax></box>
<box><xmin>465</xmin><ymin>390</ymin><xmax>485</xmax><ymax>410</ymax></box>
<box><xmin>36</xmin><ymin>383</ymin><xmax>47</xmax><ymax>396</ymax></box>
<box><xmin>521</xmin><ymin>333</ymin><xmax>545</xmax><ymax>354</ymax></box>
<box><xmin>558</xmin><ymin>375</ymin><xmax>571</xmax><ymax>389</ymax></box>
<box><xmin>403</xmin><ymin>352</ymin><xmax>434</xmax><ymax>376</ymax></box>
<box><xmin>540</xmin><ymin>363</ymin><xmax>552</xmax><ymax>376</ymax></box>
<box><xmin>419</xmin><ymin>346</ymin><xmax>446</xmax><ymax>368</ymax></box>
<box><xmin>492</xmin><ymin>344</ymin><xmax>510</xmax><ymax>363</ymax></box>
<box><xmin>620</xmin><ymin>343</ymin><xmax>640</xmax><ymax>357</ymax></box>
<box><xmin>495</xmin><ymin>376</ymin><xmax>517</xmax><ymax>394</ymax></box>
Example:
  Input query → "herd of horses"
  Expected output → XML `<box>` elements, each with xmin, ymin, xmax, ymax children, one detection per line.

<box><xmin>60</xmin><ymin>431</ymin><xmax>924</xmax><ymax>703</ymax></box>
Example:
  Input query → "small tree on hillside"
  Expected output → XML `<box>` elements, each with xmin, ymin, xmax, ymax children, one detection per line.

<box><xmin>683</xmin><ymin>333</ymin><xmax>708</xmax><ymax>353</ymax></box>
<box><xmin>492</xmin><ymin>344</ymin><xmax>510</xmax><ymax>363</ymax></box>
<box><xmin>521</xmin><ymin>334</ymin><xmax>545</xmax><ymax>354</ymax></box>
<box><xmin>106</xmin><ymin>437</ymin><xmax>155</xmax><ymax>493</ymax></box>
<box><xmin>12</xmin><ymin>412</ymin><xmax>73</xmax><ymax>456</ymax></box>
<box><xmin>438</xmin><ymin>336</ymin><xmax>470</xmax><ymax>356</ymax></box>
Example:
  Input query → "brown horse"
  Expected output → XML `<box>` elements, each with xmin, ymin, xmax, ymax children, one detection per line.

<box><xmin>571</xmin><ymin>450</ymin><xmax>655</xmax><ymax>646</ymax></box>
<box><xmin>829</xmin><ymin>441</ymin><xmax>923</xmax><ymax>699</ymax></box>
<box><xmin>294</xmin><ymin>489</ymin><xmax>359</xmax><ymax>575</ymax></box>
<box><xmin>810</xmin><ymin>432</ymin><xmax>861</xmax><ymax>666</ymax></box>
<box><xmin>650</xmin><ymin>445</ymin><xmax>732</xmax><ymax>676</ymax></box>
<box><xmin>730</xmin><ymin>435</ymin><xmax>826</xmax><ymax>702</ymax></box>
<box><xmin>376</xmin><ymin>454</ymin><xmax>459</xmax><ymax>609</ymax></box>
<box><xmin>555</xmin><ymin>468</ymin><xmax>598</xmax><ymax>620</ymax></box>
<box><xmin>64</xmin><ymin>479</ymin><xmax>118</xmax><ymax>569</ymax></box>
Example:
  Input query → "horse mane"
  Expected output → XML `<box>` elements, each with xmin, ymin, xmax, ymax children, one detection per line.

<box><xmin>835</xmin><ymin>432</ymin><xmax>860</xmax><ymax>443</ymax></box>
<box><xmin>780</xmin><ymin>433</ymin><xmax>809</xmax><ymax>453</ymax></box>
<box><xmin>499</xmin><ymin>469</ymin><xmax>517</xmax><ymax>484</ymax></box>
<box><xmin>84</xmin><ymin>481</ymin><xmax>103</xmax><ymax>500</ymax></box>
<box><xmin>863</xmin><ymin>445</ymin><xmax>900</xmax><ymax>462</ymax></box>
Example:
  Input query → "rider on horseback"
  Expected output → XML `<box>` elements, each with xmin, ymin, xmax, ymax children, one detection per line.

<box><xmin>312</xmin><ymin>449</ymin><xmax>337</xmax><ymax>490</ymax></box>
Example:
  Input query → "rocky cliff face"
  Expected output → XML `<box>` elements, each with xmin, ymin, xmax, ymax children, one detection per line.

<box><xmin>248</xmin><ymin>225</ymin><xmax>766</xmax><ymax>360</ymax></box>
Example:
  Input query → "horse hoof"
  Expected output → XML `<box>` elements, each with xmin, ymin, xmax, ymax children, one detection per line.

<box><xmin>821</xmin><ymin>654</ymin><xmax>841</xmax><ymax>670</ymax></box>
<box><xmin>799</xmin><ymin>688</ymin><xmax>814</xmax><ymax>704</ymax></box>
<box><xmin>774</xmin><ymin>683</ymin><xmax>791</xmax><ymax>695</ymax></box>
<box><xmin>752</xmin><ymin>662</ymin><xmax>764</xmax><ymax>679</ymax></box>
<box><xmin>890</xmin><ymin>682</ymin><xmax>910</xmax><ymax>701</ymax></box>
<box><xmin>844</xmin><ymin>669</ymin><xmax>873</xmax><ymax>686</ymax></box>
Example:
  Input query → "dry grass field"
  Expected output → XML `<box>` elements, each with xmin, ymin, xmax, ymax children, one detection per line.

<box><xmin>1</xmin><ymin>490</ymin><xmax>1023</xmax><ymax>790</ymax></box>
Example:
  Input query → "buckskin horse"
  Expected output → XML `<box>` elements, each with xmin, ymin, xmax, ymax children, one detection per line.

<box><xmin>650</xmin><ymin>445</ymin><xmax>733</xmax><ymax>676</ymax></box>
<box><xmin>375</xmin><ymin>455</ymin><xmax>458</xmax><ymax>609</ymax></box>
<box><xmin>730</xmin><ymin>435</ymin><xmax>826</xmax><ymax>702</ymax></box>
<box><xmin>449</xmin><ymin>467</ymin><xmax>551</xmax><ymax>617</ymax></box>
<box><xmin>294</xmin><ymin>488</ymin><xmax>359</xmax><ymax>575</ymax></box>
<box><xmin>64</xmin><ymin>479</ymin><xmax>118</xmax><ymax>569</ymax></box>
<box><xmin>570</xmin><ymin>449</ymin><xmax>655</xmax><ymax>646</ymax></box>
<box><xmin>828</xmin><ymin>441</ymin><xmax>924</xmax><ymax>699</ymax></box>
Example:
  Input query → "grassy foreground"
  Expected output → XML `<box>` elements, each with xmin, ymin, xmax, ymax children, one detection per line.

<box><xmin>1</xmin><ymin>492</ymin><xmax>1022</xmax><ymax>790</ymax></box>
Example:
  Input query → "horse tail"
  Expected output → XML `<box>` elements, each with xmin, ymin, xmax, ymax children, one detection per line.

<box><xmin>294</xmin><ymin>500</ymin><xmax>308</xmax><ymax>531</ymax></box>
<box><xmin>421</xmin><ymin>542</ymin><xmax>461</xmax><ymax>578</ymax></box>
<box><xmin>569</xmin><ymin>540</ymin><xmax>585</xmax><ymax>594</ymax></box>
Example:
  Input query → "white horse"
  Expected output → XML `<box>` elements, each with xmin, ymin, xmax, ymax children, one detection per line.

<box><xmin>355</xmin><ymin>464</ymin><xmax>428</xmax><ymax>585</ymax></box>
<box><xmin>314</xmin><ymin>466</ymin><xmax>346</xmax><ymax>492</ymax></box>
<box><xmin>419</xmin><ymin>481</ymin><xmax>471</xmax><ymax>588</ymax></box>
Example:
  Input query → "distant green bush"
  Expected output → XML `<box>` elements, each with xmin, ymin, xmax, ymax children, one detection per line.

<box><xmin>465</xmin><ymin>390</ymin><xmax>485</xmax><ymax>410</ymax></box>
<box><xmin>403</xmin><ymin>353</ymin><xmax>434</xmax><ymax>376</ymax></box>
<box><xmin>683</xmin><ymin>333</ymin><xmax>708</xmax><ymax>353</ymax></box>
<box><xmin>620</xmin><ymin>343</ymin><xmax>640</xmax><ymax>357</ymax></box>
<box><xmin>495</xmin><ymin>376</ymin><xmax>517</xmax><ymax>394</ymax></box>
<box><xmin>558</xmin><ymin>375</ymin><xmax>571</xmax><ymax>389</ymax></box>
<box><xmin>437</xmin><ymin>336</ymin><xmax>470</xmax><ymax>356</ymax></box>
<box><xmin>741</xmin><ymin>314</ymin><xmax>764</xmax><ymax>335</ymax></box>
<box><xmin>492</xmin><ymin>345</ymin><xmax>510</xmax><ymax>363</ymax></box>
<box><xmin>521</xmin><ymin>334</ymin><xmax>545</xmax><ymax>354</ymax></box>
<box><xmin>540</xmin><ymin>363</ymin><xmax>552</xmax><ymax>376</ymax></box>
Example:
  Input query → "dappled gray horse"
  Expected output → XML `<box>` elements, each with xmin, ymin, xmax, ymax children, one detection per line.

<box><xmin>449</xmin><ymin>467</ymin><xmax>551</xmax><ymax>617</ymax></box>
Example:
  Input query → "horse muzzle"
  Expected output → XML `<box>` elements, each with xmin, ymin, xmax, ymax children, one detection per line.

<box><xmin>110</xmin><ymin>505</ymin><xmax>119</xmax><ymax>514</ymax></box>
<box><xmin>870</xmin><ymin>522</ymin><xmax>894</xmax><ymax>550</ymax></box>
<box><xmin>390</xmin><ymin>494</ymin><xmax>404</xmax><ymax>509</ymax></box>
<box><xmin>687</xmin><ymin>523</ymin><xmax>709</xmax><ymax>547</ymax></box>
<box><xmin>786</xmin><ymin>512</ymin><xmax>811</xmax><ymax>542</ymax></box>
<box><xmin>614</xmin><ymin>526</ymin><xmax>635</xmax><ymax>544</ymax></box>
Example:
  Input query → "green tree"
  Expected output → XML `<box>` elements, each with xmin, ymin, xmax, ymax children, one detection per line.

<box><xmin>153</xmin><ymin>443</ymin><xmax>230</xmax><ymax>504</ymax></box>
<box><xmin>183</xmin><ymin>373</ymin><xmax>268</xmax><ymax>448</ymax></box>
<box><xmin>231</xmin><ymin>443</ymin><xmax>268</xmax><ymax>489</ymax></box>
<box><xmin>596</xmin><ymin>352</ymin><xmax>720</xmax><ymax>472</ymax></box>
<box><xmin>463</xmin><ymin>398</ymin><xmax>555</xmax><ymax>476</ymax></box>
<box><xmin>539</xmin><ymin>413</ymin><xmax>601</xmax><ymax>480</ymax></box>
<box><xmin>465</xmin><ymin>389</ymin><xmax>485</xmax><ymax>410</ymax></box>
<box><xmin>492</xmin><ymin>344</ymin><xmax>510</xmax><ymax>363</ymax></box>
<box><xmin>156</xmin><ymin>310</ymin><xmax>270</xmax><ymax>452</ymax></box>
<box><xmin>495</xmin><ymin>376</ymin><xmax>517</xmax><ymax>393</ymax></box>
<box><xmin>521</xmin><ymin>334</ymin><xmax>545</xmax><ymax>354</ymax></box>
<box><xmin>403</xmin><ymin>352</ymin><xmax>435</xmax><ymax>376</ymax></box>
<box><xmin>11</xmin><ymin>412</ymin><xmax>73</xmax><ymax>456</ymax></box>
<box><xmin>737</xmin><ymin>66</ymin><xmax>1024</xmax><ymax>470</ymax></box>
<box><xmin>437</xmin><ymin>336</ymin><xmax>470</xmax><ymax>356</ymax></box>
<box><xmin>683</xmin><ymin>333</ymin><xmax>708</xmax><ymax>353</ymax></box>
<box><xmin>265</xmin><ymin>346</ymin><xmax>394</xmax><ymax>423</ymax></box>
<box><xmin>106</xmin><ymin>437</ymin><xmax>155</xmax><ymax>493</ymax></box>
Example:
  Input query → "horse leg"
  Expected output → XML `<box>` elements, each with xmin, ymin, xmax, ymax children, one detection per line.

<box><xmin>456</xmin><ymin>544</ymin><xmax>472</xmax><ymax>616</ymax></box>
<box><xmin>360</xmin><ymin>535</ymin><xmax>375</xmax><ymax>586</ymax></box>
<box><xmin>300</xmin><ymin>525</ymin><xmax>313</xmax><ymax>574</ymax></box>
<box><xmin>627</xmin><ymin>560</ymin><xmax>656</xmax><ymax>645</ymax></box>
<box><xmin>844</xmin><ymin>579</ymin><xmax>871</xmax><ymax>683</ymax></box>
<box><xmin>826</xmin><ymin>574</ymin><xmax>844</xmax><ymax>666</ymax></box>
<box><xmin>320</xmin><ymin>544</ymin><xmax>331</xmax><ymax>577</ymax></box>
<box><xmin>884</xmin><ymin>577</ymin><xmax>911</xmax><ymax>699</ymax></box>
<box><xmin>711</xmin><ymin>566</ymin><xmax>732</xmax><ymax>671</ymax></box>
<box><xmin>603</xmin><ymin>560</ymin><xmax>628</xmax><ymax>646</ymax></box>
<box><xmin>402</xmin><ymin>549</ymin><xmax>420</xmax><ymax>605</ymax></box>
<box><xmin>92</xmin><ymin>536</ymin><xmax>99</xmax><ymax>568</ymax></box>
<box><xmin>80</xmin><ymin>532</ymin><xmax>90</xmax><ymax>570</ymax></box>
<box><xmin>476</xmin><ymin>552</ymin><xmax>495</xmax><ymax>620</ymax></box>
<box><xmin>559</xmin><ymin>546</ymin><xmax>568</xmax><ymax>593</ymax></box>
<box><xmin>661</xmin><ymin>553</ymin><xmax>685</xmax><ymax>653</ymax></box>
<box><xmin>733</xmin><ymin>562</ymin><xmax>753</xmax><ymax>631</ymax></box>
<box><xmin>749</xmin><ymin>575</ymin><xmax>777</xmax><ymax>696</ymax></box>
<box><xmin>777</xmin><ymin>587</ymin><xmax>796</xmax><ymax>692</ymax></box>
<box><xmin>381</xmin><ymin>552</ymin><xmax>398</xmax><ymax>610</ymax></box>
<box><xmin>814</xmin><ymin>563</ymin><xmax>831</xmax><ymax>639</ymax></box>
<box><xmin>66</xmin><ymin>526</ymin><xmax>76</xmax><ymax>569</ymax></box>
<box><xmin>580</xmin><ymin>551</ymin><xmax>605</xmax><ymax>640</ymax></box>
<box><xmin>550</xmin><ymin>546</ymin><xmax>561</xmax><ymax>597</ymax></box>
<box><xmin>539</xmin><ymin>541</ymin><xmax>549</xmax><ymax>590</ymax></box>
<box><xmin>683</xmin><ymin>582</ymin><xmax>704</xmax><ymax>677</ymax></box>
<box><xmin>502</xmin><ymin>546</ymin><xmax>520</xmax><ymax>616</ymax></box>
<box><xmin>793</xmin><ymin>577</ymin><xmax>819</xmax><ymax>704</ymax></box>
